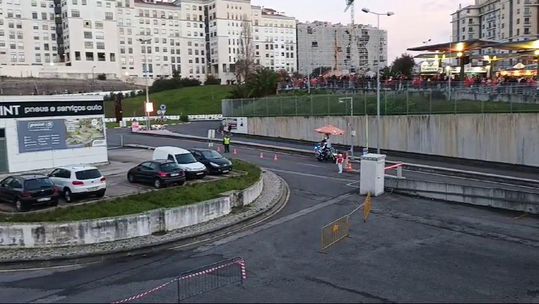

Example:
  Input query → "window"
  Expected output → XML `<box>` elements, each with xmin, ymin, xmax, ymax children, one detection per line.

<box><xmin>95</xmin><ymin>21</ymin><xmax>103</xmax><ymax>29</ymax></box>
<box><xmin>96</xmin><ymin>42</ymin><xmax>105</xmax><ymax>49</ymax></box>
<box><xmin>97</xmin><ymin>52</ymin><xmax>106</xmax><ymax>61</ymax></box>
<box><xmin>72</xmin><ymin>10</ymin><xmax>80</xmax><ymax>17</ymax></box>
<box><xmin>85</xmin><ymin>52</ymin><xmax>94</xmax><ymax>60</ymax></box>
<box><xmin>311</xmin><ymin>41</ymin><xmax>318</xmax><ymax>47</ymax></box>
<box><xmin>75</xmin><ymin>51</ymin><xmax>81</xmax><ymax>60</ymax></box>
<box><xmin>84</xmin><ymin>41</ymin><xmax>93</xmax><ymax>49</ymax></box>
<box><xmin>84</xmin><ymin>31</ymin><xmax>92</xmax><ymax>39</ymax></box>
<box><xmin>105</xmin><ymin>12</ymin><xmax>113</xmax><ymax>20</ymax></box>
<box><xmin>110</xmin><ymin>53</ymin><xmax>116</xmax><ymax>62</ymax></box>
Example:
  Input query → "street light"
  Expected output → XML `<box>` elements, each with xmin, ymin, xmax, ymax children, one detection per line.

<box><xmin>139</xmin><ymin>38</ymin><xmax>152</xmax><ymax>131</ymax></box>
<box><xmin>361</xmin><ymin>7</ymin><xmax>394</xmax><ymax>154</ymax></box>
<box><xmin>338</xmin><ymin>97</ymin><xmax>355</xmax><ymax>157</ymax></box>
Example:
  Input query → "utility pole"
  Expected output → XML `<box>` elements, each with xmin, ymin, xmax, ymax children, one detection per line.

<box><xmin>139</xmin><ymin>38</ymin><xmax>152</xmax><ymax>131</ymax></box>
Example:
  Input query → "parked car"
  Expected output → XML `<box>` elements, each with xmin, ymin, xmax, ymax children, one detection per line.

<box><xmin>152</xmin><ymin>146</ymin><xmax>207</xmax><ymax>179</ymax></box>
<box><xmin>127</xmin><ymin>160</ymin><xmax>186</xmax><ymax>189</ymax></box>
<box><xmin>0</xmin><ymin>175</ymin><xmax>59</xmax><ymax>212</ymax></box>
<box><xmin>190</xmin><ymin>149</ymin><xmax>233</xmax><ymax>174</ymax></box>
<box><xmin>48</xmin><ymin>166</ymin><xmax>106</xmax><ymax>203</ymax></box>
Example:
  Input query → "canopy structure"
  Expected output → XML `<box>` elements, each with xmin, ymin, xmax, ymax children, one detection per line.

<box><xmin>484</xmin><ymin>39</ymin><xmax>539</xmax><ymax>51</ymax></box>
<box><xmin>315</xmin><ymin>125</ymin><xmax>345</xmax><ymax>136</ymax></box>
<box><xmin>407</xmin><ymin>39</ymin><xmax>495</xmax><ymax>54</ymax></box>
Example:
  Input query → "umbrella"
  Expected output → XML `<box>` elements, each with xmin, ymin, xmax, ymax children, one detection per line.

<box><xmin>513</xmin><ymin>63</ymin><xmax>526</xmax><ymax>69</ymax></box>
<box><xmin>315</xmin><ymin>125</ymin><xmax>345</xmax><ymax>136</ymax></box>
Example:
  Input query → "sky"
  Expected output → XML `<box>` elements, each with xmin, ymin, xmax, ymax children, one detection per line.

<box><xmin>253</xmin><ymin>0</ymin><xmax>475</xmax><ymax>63</ymax></box>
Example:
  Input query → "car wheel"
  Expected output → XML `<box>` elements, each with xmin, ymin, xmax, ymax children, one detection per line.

<box><xmin>15</xmin><ymin>199</ymin><xmax>27</xmax><ymax>212</ymax></box>
<box><xmin>127</xmin><ymin>173</ymin><xmax>135</xmax><ymax>183</ymax></box>
<box><xmin>63</xmin><ymin>188</ymin><xmax>73</xmax><ymax>203</ymax></box>
<box><xmin>49</xmin><ymin>199</ymin><xmax>58</xmax><ymax>207</ymax></box>
<box><xmin>154</xmin><ymin>178</ymin><xmax>162</xmax><ymax>189</ymax></box>
<box><xmin>96</xmin><ymin>189</ymin><xmax>106</xmax><ymax>198</ymax></box>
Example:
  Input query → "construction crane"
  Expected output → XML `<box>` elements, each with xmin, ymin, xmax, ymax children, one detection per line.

<box><xmin>344</xmin><ymin>0</ymin><xmax>356</xmax><ymax>74</ymax></box>
<box><xmin>344</xmin><ymin>0</ymin><xmax>355</xmax><ymax>25</ymax></box>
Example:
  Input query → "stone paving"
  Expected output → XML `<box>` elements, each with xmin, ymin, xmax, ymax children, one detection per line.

<box><xmin>0</xmin><ymin>170</ymin><xmax>287</xmax><ymax>263</ymax></box>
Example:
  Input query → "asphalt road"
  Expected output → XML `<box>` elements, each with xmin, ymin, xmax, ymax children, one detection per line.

<box><xmin>0</xmin><ymin>129</ymin><xmax>537</xmax><ymax>303</ymax></box>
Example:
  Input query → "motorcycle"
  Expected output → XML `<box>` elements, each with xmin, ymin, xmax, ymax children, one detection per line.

<box><xmin>314</xmin><ymin>144</ymin><xmax>337</xmax><ymax>162</ymax></box>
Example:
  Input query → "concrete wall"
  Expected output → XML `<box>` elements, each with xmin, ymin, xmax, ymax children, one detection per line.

<box><xmin>0</xmin><ymin>175</ymin><xmax>263</xmax><ymax>248</ymax></box>
<box><xmin>385</xmin><ymin>178</ymin><xmax>539</xmax><ymax>214</ymax></box>
<box><xmin>244</xmin><ymin>114</ymin><xmax>539</xmax><ymax>167</ymax></box>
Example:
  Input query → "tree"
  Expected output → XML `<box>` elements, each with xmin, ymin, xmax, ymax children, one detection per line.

<box><xmin>390</xmin><ymin>54</ymin><xmax>415</xmax><ymax>79</ymax></box>
<box><xmin>311</xmin><ymin>66</ymin><xmax>332</xmax><ymax>78</ymax></box>
<box><xmin>234</xmin><ymin>16</ymin><xmax>256</xmax><ymax>84</ymax></box>
<box><xmin>229</xmin><ymin>67</ymin><xmax>279</xmax><ymax>98</ymax></box>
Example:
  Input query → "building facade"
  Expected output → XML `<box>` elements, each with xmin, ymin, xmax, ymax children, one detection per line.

<box><xmin>452</xmin><ymin>0</ymin><xmax>539</xmax><ymax>42</ymax></box>
<box><xmin>297</xmin><ymin>21</ymin><xmax>387</xmax><ymax>76</ymax></box>
<box><xmin>0</xmin><ymin>0</ymin><xmax>297</xmax><ymax>85</ymax></box>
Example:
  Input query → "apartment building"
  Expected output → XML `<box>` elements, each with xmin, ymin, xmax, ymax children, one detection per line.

<box><xmin>297</xmin><ymin>21</ymin><xmax>387</xmax><ymax>76</ymax></box>
<box><xmin>452</xmin><ymin>0</ymin><xmax>539</xmax><ymax>42</ymax></box>
<box><xmin>0</xmin><ymin>0</ymin><xmax>297</xmax><ymax>84</ymax></box>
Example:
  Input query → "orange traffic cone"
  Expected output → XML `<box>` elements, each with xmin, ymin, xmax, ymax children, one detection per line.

<box><xmin>233</xmin><ymin>148</ymin><xmax>238</xmax><ymax>155</ymax></box>
<box><xmin>346</xmin><ymin>160</ymin><xmax>354</xmax><ymax>172</ymax></box>
<box><xmin>273</xmin><ymin>154</ymin><xmax>278</xmax><ymax>161</ymax></box>
<box><xmin>260</xmin><ymin>152</ymin><xmax>264</xmax><ymax>159</ymax></box>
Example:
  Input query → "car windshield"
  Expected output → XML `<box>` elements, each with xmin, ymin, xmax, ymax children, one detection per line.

<box><xmin>24</xmin><ymin>178</ymin><xmax>54</xmax><ymax>191</ymax></box>
<box><xmin>201</xmin><ymin>150</ymin><xmax>223</xmax><ymax>159</ymax></box>
<box><xmin>175</xmin><ymin>153</ymin><xmax>197</xmax><ymax>164</ymax></box>
<box><xmin>75</xmin><ymin>169</ymin><xmax>102</xmax><ymax>180</ymax></box>
<box><xmin>160</xmin><ymin>162</ymin><xmax>181</xmax><ymax>172</ymax></box>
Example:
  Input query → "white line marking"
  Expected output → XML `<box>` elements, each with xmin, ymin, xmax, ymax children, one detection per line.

<box><xmin>193</xmin><ymin>193</ymin><xmax>354</xmax><ymax>252</ymax></box>
<box><xmin>303</xmin><ymin>164</ymin><xmax>325</xmax><ymax>168</ymax></box>
<box><xmin>270</xmin><ymin>168</ymin><xmax>354</xmax><ymax>183</ymax></box>
<box><xmin>0</xmin><ymin>262</ymin><xmax>93</xmax><ymax>273</ymax></box>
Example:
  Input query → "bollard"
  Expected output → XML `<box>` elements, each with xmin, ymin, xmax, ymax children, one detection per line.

<box><xmin>397</xmin><ymin>165</ymin><xmax>403</xmax><ymax>178</ymax></box>
<box><xmin>120</xmin><ymin>135</ymin><xmax>124</xmax><ymax>147</ymax></box>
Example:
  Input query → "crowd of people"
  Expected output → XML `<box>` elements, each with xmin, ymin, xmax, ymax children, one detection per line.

<box><xmin>278</xmin><ymin>73</ymin><xmax>539</xmax><ymax>93</ymax></box>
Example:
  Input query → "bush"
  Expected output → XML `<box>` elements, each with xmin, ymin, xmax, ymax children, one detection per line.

<box><xmin>149</xmin><ymin>77</ymin><xmax>201</xmax><ymax>94</ymax></box>
<box><xmin>129</xmin><ymin>91</ymin><xmax>136</xmax><ymax>98</ymax></box>
<box><xmin>204</xmin><ymin>75</ymin><xmax>221</xmax><ymax>85</ymax></box>
<box><xmin>97</xmin><ymin>74</ymin><xmax>106</xmax><ymax>81</ymax></box>
<box><xmin>180</xmin><ymin>114</ymin><xmax>189</xmax><ymax>122</ymax></box>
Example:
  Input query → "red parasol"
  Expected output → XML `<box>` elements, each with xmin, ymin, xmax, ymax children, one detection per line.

<box><xmin>315</xmin><ymin>124</ymin><xmax>345</xmax><ymax>136</ymax></box>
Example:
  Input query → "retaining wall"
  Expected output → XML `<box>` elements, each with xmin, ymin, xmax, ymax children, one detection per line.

<box><xmin>385</xmin><ymin>178</ymin><xmax>539</xmax><ymax>214</ymax></box>
<box><xmin>0</xmin><ymin>175</ymin><xmax>263</xmax><ymax>248</ymax></box>
<box><xmin>244</xmin><ymin>113</ymin><xmax>539</xmax><ymax>167</ymax></box>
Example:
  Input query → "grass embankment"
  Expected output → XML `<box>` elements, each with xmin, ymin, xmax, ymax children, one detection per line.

<box><xmin>0</xmin><ymin>160</ymin><xmax>260</xmax><ymax>223</ymax></box>
<box><xmin>104</xmin><ymin>85</ymin><xmax>233</xmax><ymax>118</ymax></box>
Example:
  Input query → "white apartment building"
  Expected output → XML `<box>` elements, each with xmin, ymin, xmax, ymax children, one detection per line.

<box><xmin>0</xmin><ymin>0</ymin><xmax>297</xmax><ymax>84</ymax></box>
<box><xmin>297</xmin><ymin>21</ymin><xmax>387</xmax><ymax>76</ymax></box>
<box><xmin>452</xmin><ymin>0</ymin><xmax>539</xmax><ymax>42</ymax></box>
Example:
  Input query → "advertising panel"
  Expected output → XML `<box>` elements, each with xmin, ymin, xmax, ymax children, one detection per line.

<box><xmin>17</xmin><ymin>117</ymin><xmax>106</xmax><ymax>153</ymax></box>
<box><xmin>0</xmin><ymin>100</ymin><xmax>104</xmax><ymax>119</ymax></box>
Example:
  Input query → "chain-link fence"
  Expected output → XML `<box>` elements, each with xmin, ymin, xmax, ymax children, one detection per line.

<box><xmin>222</xmin><ymin>88</ymin><xmax>539</xmax><ymax>117</ymax></box>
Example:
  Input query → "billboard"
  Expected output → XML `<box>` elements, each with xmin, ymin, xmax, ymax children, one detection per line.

<box><xmin>17</xmin><ymin>117</ymin><xmax>106</xmax><ymax>153</ymax></box>
<box><xmin>0</xmin><ymin>100</ymin><xmax>104</xmax><ymax>119</ymax></box>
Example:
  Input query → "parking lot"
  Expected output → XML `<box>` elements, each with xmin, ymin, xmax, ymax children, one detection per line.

<box><xmin>0</xmin><ymin>148</ymin><xmax>236</xmax><ymax>213</ymax></box>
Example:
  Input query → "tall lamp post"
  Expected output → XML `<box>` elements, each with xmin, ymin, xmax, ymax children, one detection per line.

<box><xmin>361</xmin><ymin>8</ymin><xmax>394</xmax><ymax>154</ymax></box>
<box><xmin>338</xmin><ymin>97</ymin><xmax>354</xmax><ymax>157</ymax></box>
<box><xmin>91</xmin><ymin>65</ymin><xmax>96</xmax><ymax>91</ymax></box>
<box><xmin>139</xmin><ymin>38</ymin><xmax>152</xmax><ymax>131</ymax></box>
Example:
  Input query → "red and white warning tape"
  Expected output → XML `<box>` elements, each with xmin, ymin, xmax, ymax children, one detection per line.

<box><xmin>112</xmin><ymin>278</ymin><xmax>176</xmax><ymax>304</ymax></box>
<box><xmin>111</xmin><ymin>258</ymin><xmax>247</xmax><ymax>304</ymax></box>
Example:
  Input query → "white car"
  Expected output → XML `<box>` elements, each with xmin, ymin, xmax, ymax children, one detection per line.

<box><xmin>152</xmin><ymin>146</ymin><xmax>207</xmax><ymax>179</ymax></box>
<box><xmin>48</xmin><ymin>165</ymin><xmax>107</xmax><ymax>202</ymax></box>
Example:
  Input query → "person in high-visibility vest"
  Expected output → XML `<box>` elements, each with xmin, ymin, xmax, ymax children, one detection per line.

<box><xmin>223</xmin><ymin>134</ymin><xmax>231</xmax><ymax>153</ymax></box>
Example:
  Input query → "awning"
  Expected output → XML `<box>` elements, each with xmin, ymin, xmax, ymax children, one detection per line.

<box><xmin>407</xmin><ymin>39</ymin><xmax>496</xmax><ymax>53</ymax></box>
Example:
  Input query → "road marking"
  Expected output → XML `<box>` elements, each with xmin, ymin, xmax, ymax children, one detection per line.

<box><xmin>270</xmin><ymin>168</ymin><xmax>353</xmax><ymax>183</ymax></box>
<box><xmin>346</xmin><ymin>180</ymin><xmax>360</xmax><ymax>187</ymax></box>
<box><xmin>303</xmin><ymin>164</ymin><xmax>325</xmax><ymax>168</ymax></box>
<box><xmin>31</xmin><ymin>295</ymin><xmax>66</xmax><ymax>303</ymax></box>
<box><xmin>192</xmin><ymin>192</ymin><xmax>354</xmax><ymax>252</ymax></box>
<box><xmin>0</xmin><ymin>262</ymin><xmax>92</xmax><ymax>273</ymax></box>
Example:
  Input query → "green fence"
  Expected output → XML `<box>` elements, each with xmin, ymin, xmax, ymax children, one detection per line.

<box><xmin>222</xmin><ymin>90</ymin><xmax>539</xmax><ymax>117</ymax></box>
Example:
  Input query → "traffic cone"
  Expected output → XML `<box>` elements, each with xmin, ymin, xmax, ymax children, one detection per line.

<box><xmin>260</xmin><ymin>152</ymin><xmax>264</xmax><ymax>159</ymax></box>
<box><xmin>273</xmin><ymin>154</ymin><xmax>278</xmax><ymax>161</ymax></box>
<box><xmin>346</xmin><ymin>160</ymin><xmax>354</xmax><ymax>172</ymax></box>
<box><xmin>217</xmin><ymin>146</ymin><xmax>221</xmax><ymax>153</ymax></box>
<box><xmin>233</xmin><ymin>148</ymin><xmax>238</xmax><ymax>155</ymax></box>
